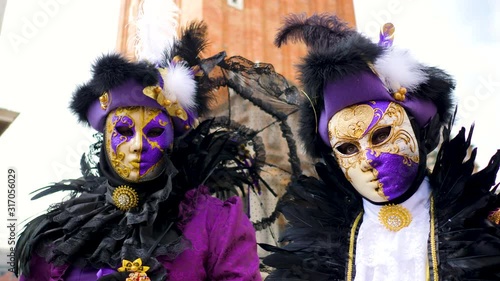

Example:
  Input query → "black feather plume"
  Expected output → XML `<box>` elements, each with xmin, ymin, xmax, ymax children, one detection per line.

<box><xmin>275</xmin><ymin>13</ymin><xmax>355</xmax><ymax>49</ymax></box>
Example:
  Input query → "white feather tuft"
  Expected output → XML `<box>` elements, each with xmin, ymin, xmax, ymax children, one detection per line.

<box><xmin>135</xmin><ymin>0</ymin><xmax>180</xmax><ymax>63</ymax></box>
<box><xmin>162</xmin><ymin>62</ymin><xmax>198</xmax><ymax>110</ymax></box>
<box><xmin>373</xmin><ymin>48</ymin><xmax>428</xmax><ymax>92</ymax></box>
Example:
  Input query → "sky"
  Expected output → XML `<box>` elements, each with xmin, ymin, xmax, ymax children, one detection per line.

<box><xmin>354</xmin><ymin>0</ymin><xmax>500</xmax><ymax>171</ymax></box>
<box><xmin>0</xmin><ymin>0</ymin><xmax>499</xmax><ymax>249</ymax></box>
<box><xmin>0</xmin><ymin>0</ymin><xmax>122</xmax><ymax>248</ymax></box>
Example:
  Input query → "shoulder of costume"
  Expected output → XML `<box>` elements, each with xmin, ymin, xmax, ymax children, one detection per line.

<box><xmin>430</xmin><ymin>124</ymin><xmax>500</xmax><ymax>223</ymax></box>
<box><xmin>262</xmin><ymin>160</ymin><xmax>362</xmax><ymax>280</ymax></box>
<box><xmin>14</xmin><ymin>176</ymin><xmax>107</xmax><ymax>276</ymax></box>
<box><xmin>429</xmin><ymin>124</ymin><xmax>500</xmax><ymax>278</ymax></box>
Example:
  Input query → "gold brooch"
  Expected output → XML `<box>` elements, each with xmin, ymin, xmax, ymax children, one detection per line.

<box><xmin>112</xmin><ymin>185</ymin><xmax>139</xmax><ymax>211</ymax></box>
<box><xmin>118</xmin><ymin>258</ymin><xmax>151</xmax><ymax>281</ymax></box>
<box><xmin>378</xmin><ymin>204</ymin><xmax>412</xmax><ymax>231</ymax></box>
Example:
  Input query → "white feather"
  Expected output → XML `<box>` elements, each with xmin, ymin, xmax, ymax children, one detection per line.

<box><xmin>373</xmin><ymin>48</ymin><xmax>428</xmax><ymax>92</ymax></box>
<box><xmin>162</xmin><ymin>62</ymin><xmax>198</xmax><ymax>110</ymax></box>
<box><xmin>135</xmin><ymin>0</ymin><xmax>180</xmax><ymax>63</ymax></box>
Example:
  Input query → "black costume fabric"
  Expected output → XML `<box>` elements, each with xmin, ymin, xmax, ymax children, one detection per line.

<box><xmin>262</xmin><ymin>125</ymin><xmax>500</xmax><ymax>280</ymax></box>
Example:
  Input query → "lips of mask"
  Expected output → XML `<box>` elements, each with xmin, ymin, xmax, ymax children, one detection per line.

<box><xmin>328</xmin><ymin>101</ymin><xmax>420</xmax><ymax>202</ymax></box>
<box><xmin>104</xmin><ymin>106</ymin><xmax>174</xmax><ymax>182</ymax></box>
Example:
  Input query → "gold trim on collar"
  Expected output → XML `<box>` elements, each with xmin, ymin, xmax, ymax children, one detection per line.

<box><xmin>347</xmin><ymin>211</ymin><xmax>363</xmax><ymax>281</ymax></box>
<box><xmin>429</xmin><ymin>196</ymin><xmax>439</xmax><ymax>280</ymax></box>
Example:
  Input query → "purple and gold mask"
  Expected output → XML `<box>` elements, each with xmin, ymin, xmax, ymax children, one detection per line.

<box><xmin>328</xmin><ymin>101</ymin><xmax>419</xmax><ymax>202</ymax></box>
<box><xmin>104</xmin><ymin>106</ymin><xmax>174</xmax><ymax>182</ymax></box>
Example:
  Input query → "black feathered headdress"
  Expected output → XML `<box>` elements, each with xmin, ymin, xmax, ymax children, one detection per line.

<box><xmin>275</xmin><ymin>13</ymin><xmax>455</xmax><ymax>158</ymax></box>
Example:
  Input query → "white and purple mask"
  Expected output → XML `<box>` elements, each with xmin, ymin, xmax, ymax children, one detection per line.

<box><xmin>104</xmin><ymin>106</ymin><xmax>174</xmax><ymax>182</ymax></box>
<box><xmin>328</xmin><ymin>101</ymin><xmax>419</xmax><ymax>202</ymax></box>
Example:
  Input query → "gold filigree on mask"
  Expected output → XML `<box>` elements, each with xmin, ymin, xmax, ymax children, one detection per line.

<box><xmin>144</xmin><ymin>108</ymin><xmax>166</xmax><ymax>153</ymax></box>
<box><xmin>329</xmin><ymin>104</ymin><xmax>375</xmax><ymax>173</ymax></box>
<box><xmin>367</xmin><ymin>103</ymin><xmax>419</xmax><ymax>163</ymax></box>
<box><xmin>329</xmin><ymin>104</ymin><xmax>374</xmax><ymax>141</ymax></box>
<box><xmin>328</xmin><ymin>102</ymin><xmax>420</xmax><ymax>202</ymax></box>
<box><xmin>105</xmin><ymin>107</ymin><xmax>139</xmax><ymax>179</ymax></box>
<box><xmin>106</xmin><ymin>107</ymin><xmax>170</xmax><ymax>182</ymax></box>
<box><xmin>378</xmin><ymin>204</ymin><xmax>412</xmax><ymax>231</ymax></box>
<box><xmin>376</xmin><ymin>182</ymin><xmax>387</xmax><ymax>199</ymax></box>
<box><xmin>109</xmin><ymin>151</ymin><xmax>132</xmax><ymax>179</ymax></box>
<box><xmin>105</xmin><ymin>108</ymin><xmax>140</xmax><ymax>180</ymax></box>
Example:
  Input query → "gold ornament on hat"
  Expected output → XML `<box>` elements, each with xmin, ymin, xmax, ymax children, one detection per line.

<box><xmin>142</xmin><ymin>84</ymin><xmax>188</xmax><ymax>121</ymax></box>
<box><xmin>99</xmin><ymin>92</ymin><xmax>110</xmax><ymax>110</ymax></box>
<box><xmin>142</xmin><ymin>56</ymin><xmax>204</xmax><ymax>122</ymax></box>
<box><xmin>393</xmin><ymin>86</ymin><xmax>407</xmax><ymax>101</ymax></box>
<box><xmin>378</xmin><ymin>204</ymin><xmax>412</xmax><ymax>231</ymax></box>
<box><xmin>112</xmin><ymin>185</ymin><xmax>139</xmax><ymax>211</ymax></box>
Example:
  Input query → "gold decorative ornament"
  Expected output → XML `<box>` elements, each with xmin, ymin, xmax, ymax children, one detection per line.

<box><xmin>142</xmin><ymin>84</ymin><xmax>188</xmax><ymax>120</ymax></box>
<box><xmin>393</xmin><ymin>87</ymin><xmax>407</xmax><ymax>101</ymax></box>
<box><xmin>429</xmin><ymin>196</ymin><xmax>439</xmax><ymax>280</ymax></box>
<box><xmin>118</xmin><ymin>258</ymin><xmax>151</xmax><ymax>281</ymax></box>
<box><xmin>125</xmin><ymin>272</ymin><xmax>150</xmax><ymax>281</ymax></box>
<box><xmin>329</xmin><ymin>104</ymin><xmax>374</xmax><ymax>141</ymax></box>
<box><xmin>191</xmin><ymin>64</ymin><xmax>203</xmax><ymax>77</ymax></box>
<box><xmin>172</xmin><ymin>55</ymin><xmax>182</xmax><ymax>63</ymax></box>
<box><xmin>99</xmin><ymin>92</ymin><xmax>110</xmax><ymax>110</ymax></box>
<box><xmin>347</xmin><ymin>211</ymin><xmax>363</xmax><ymax>281</ymax></box>
<box><xmin>381</xmin><ymin>23</ymin><xmax>395</xmax><ymax>41</ymax></box>
<box><xmin>112</xmin><ymin>185</ymin><xmax>139</xmax><ymax>211</ymax></box>
<box><xmin>378</xmin><ymin>204</ymin><xmax>412</xmax><ymax>231</ymax></box>
<box><xmin>488</xmin><ymin>208</ymin><xmax>500</xmax><ymax>225</ymax></box>
<box><xmin>184</xmin><ymin>125</ymin><xmax>191</xmax><ymax>130</ymax></box>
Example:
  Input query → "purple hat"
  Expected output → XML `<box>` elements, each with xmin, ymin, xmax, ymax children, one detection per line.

<box><xmin>317</xmin><ymin>71</ymin><xmax>438</xmax><ymax>146</ymax></box>
<box><xmin>274</xmin><ymin>14</ymin><xmax>455</xmax><ymax>158</ymax></box>
<box><xmin>71</xmin><ymin>55</ymin><xmax>198</xmax><ymax>135</ymax></box>
<box><xmin>70</xmin><ymin>22</ymin><xmax>225</xmax><ymax>137</ymax></box>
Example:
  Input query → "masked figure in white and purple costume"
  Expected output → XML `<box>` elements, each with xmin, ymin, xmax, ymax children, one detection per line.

<box><xmin>262</xmin><ymin>14</ymin><xmax>500</xmax><ymax>280</ymax></box>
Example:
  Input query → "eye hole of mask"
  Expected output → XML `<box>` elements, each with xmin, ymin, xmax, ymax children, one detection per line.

<box><xmin>335</xmin><ymin>143</ymin><xmax>359</xmax><ymax>155</ymax></box>
<box><xmin>116</xmin><ymin>126</ymin><xmax>134</xmax><ymax>137</ymax></box>
<box><xmin>146</xmin><ymin>128</ymin><xmax>165</xmax><ymax>138</ymax></box>
<box><xmin>371</xmin><ymin>126</ymin><xmax>392</xmax><ymax>145</ymax></box>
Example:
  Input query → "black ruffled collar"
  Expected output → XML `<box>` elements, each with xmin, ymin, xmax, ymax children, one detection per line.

<box><xmin>31</xmin><ymin>156</ymin><xmax>189</xmax><ymax>280</ymax></box>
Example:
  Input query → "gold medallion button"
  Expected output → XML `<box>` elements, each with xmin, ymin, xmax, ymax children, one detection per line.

<box><xmin>378</xmin><ymin>204</ymin><xmax>412</xmax><ymax>231</ymax></box>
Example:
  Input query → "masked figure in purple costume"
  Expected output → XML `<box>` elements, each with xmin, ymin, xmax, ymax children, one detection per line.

<box><xmin>13</xmin><ymin>5</ymin><xmax>264</xmax><ymax>280</ymax></box>
<box><xmin>262</xmin><ymin>14</ymin><xmax>500</xmax><ymax>280</ymax></box>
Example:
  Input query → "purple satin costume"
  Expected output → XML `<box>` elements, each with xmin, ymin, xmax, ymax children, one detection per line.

<box><xmin>19</xmin><ymin>186</ymin><xmax>262</xmax><ymax>281</ymax></box>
